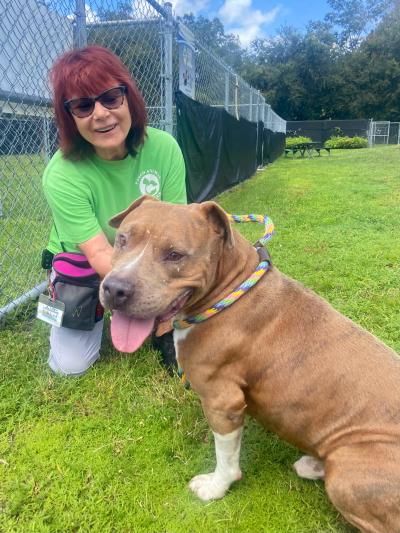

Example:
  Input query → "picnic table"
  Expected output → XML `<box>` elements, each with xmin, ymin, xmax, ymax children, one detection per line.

<box><xmin>285</xmin><ymin>142</ymin><xmax>331</xmax><ymax>158</ymax></box>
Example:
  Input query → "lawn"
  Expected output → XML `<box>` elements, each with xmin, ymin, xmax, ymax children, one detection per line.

<box><xmin>0</xmin><ymin>145</ymin><xmax>399</xmax><ymax>532</ymax></box>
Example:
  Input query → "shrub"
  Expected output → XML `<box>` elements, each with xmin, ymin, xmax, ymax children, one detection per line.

<box><xmin>324</xmin><ymin>136</ymin><xmax>368</xmax><ymax>149</ymax></box>
<box><xmin>286</xmin><ymin>136</ymin><xmax>312</xmax><ymax>148</ymax></box>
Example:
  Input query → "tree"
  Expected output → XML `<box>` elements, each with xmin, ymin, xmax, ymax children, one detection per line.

<box><xmin>178</xmin><ymin>14</ymin><xmax>244</xmax><ymax>70</ymax></box>
<box><xmin>239</xmin><ymin>1</ymin><xmax>400</xmax><ymax>120</ymax></box>
<box><xmin>337</xmin><ymin>3</ymin><xmax>400</xmax><ymax>119</ymax></box>
<box><xmin>97</xmin><ymin>1</ymin><xmax>133</xmax><ymax>21</ymax></box>
<box><xmin>242</xmin><ymin>24</ymin><xmax>341</xmax><ymax>120</ymax></box>
<box><xmin>324</xmin><ymin>0</ymin><xmax>394</xmax><ymax>49</ymax></box>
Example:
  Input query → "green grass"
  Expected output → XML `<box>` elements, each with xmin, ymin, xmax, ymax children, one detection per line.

<box><xmin>1</xmin><ymin>145</ymin><xmax>399</xmax><ymax>532</ymax></box>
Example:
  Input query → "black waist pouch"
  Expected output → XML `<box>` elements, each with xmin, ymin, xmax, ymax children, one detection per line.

<box><xmin>51</xmin><ymin>253</ymin><xmax>104</xmax><ymax>330</ymax></box>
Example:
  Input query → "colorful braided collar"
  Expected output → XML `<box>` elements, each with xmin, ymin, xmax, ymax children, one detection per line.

<box><xmin>173</xmin><ymin>214</ymin><xmax>275</xmax><ymax>330</ymax></box>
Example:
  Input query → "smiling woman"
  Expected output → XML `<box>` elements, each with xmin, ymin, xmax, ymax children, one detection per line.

<box><xmin>64</xmin><ymin>85</ymin><xmax>131</xmax><ymax>161</ymax></box>
<box><xmin>68</xmin><ymin>84</ymin><xmax>132</xmax><ymax>161</ymax></box>
<box><xmin>41</xmin><ymin>45</ymin><xmax>187</xmax><ymax>377</ymax></box>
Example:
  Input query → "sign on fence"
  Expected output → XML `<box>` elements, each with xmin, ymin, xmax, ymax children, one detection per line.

<box><xmin>178</xmin><ymin>24</ymin><xmax>195</xmax><ymax>99</ymax></box>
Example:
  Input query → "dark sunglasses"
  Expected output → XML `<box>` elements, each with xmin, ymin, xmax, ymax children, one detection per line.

<box><xmin>64</xmin><ymin>85</ymin><xmax>126</xmax><ymax>118</ymax></box>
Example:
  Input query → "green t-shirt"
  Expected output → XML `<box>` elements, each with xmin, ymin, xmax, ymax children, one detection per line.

<box><xmin>43</xmin><ymin>127</ymin><xmax>187</xmax><ymax>253</ymax></box>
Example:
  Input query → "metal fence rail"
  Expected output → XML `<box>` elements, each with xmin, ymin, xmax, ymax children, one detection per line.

<box><xmin>0</xmin><ymin>0</ymin><xmax>286</xmax><ymax>323</ymax></box>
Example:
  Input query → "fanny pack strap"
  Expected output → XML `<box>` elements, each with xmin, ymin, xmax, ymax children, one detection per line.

<box><xmin>53</xmin><ymin>221</ymin><xmax>67</xmax><ymax>253</ymax></box>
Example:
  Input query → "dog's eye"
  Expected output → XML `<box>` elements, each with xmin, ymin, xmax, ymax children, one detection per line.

<box><xmin>116</xmin><ymin>234</ymin><xmax>127</xmax><ymax>248</ymax></box>
<box><xmin>165</xmin><ymin>251</ymin><xmax>184</xmax><ymax>262</ymax></box>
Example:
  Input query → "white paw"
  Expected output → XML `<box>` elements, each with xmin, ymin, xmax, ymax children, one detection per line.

<box><xmin>189</xmin><ymin>472</ymin><xmax>239</xmax><ymax>501</ymax></box>
<box><xmin>293</xmin><ymin>455</ymin><xmax>325</xmax><ymax>480</ymax></box>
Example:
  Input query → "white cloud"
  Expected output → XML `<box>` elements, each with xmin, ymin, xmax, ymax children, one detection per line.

<box><xmin>218</xmin><ymin>1</ymin><xmax>281</xmax><ymax>47</ymax></box>
<box><xmin>171</xmin><ymin>0</ymin><xmax>211</xmax><ymax>17</ymax></box>
<box><xmin>66</xmin><ymin>4</ymin><xmax>98</xmax><ymax>23</ymax></box>
<box><xmin>85</xmin><ymin>4</ymin><xmax>99</xmax><ymax>23</ymax></box>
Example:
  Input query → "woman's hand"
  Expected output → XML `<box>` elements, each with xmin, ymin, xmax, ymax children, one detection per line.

<box><xmin>78</xmin><ymin>232</ymin><xmax>114</xmax><ymax>279</ymax></box>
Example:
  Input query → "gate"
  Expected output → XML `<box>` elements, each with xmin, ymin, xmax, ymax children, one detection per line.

<box><xmin>368</xmin><ymin>121</ymin><xmax>400</xmax><ymax>146</ymax></box>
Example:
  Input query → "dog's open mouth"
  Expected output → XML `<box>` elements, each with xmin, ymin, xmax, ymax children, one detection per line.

<box><xmin>110</xmin><ymin>289</ymin><xmax>193</xmax><ymax>352</ymax></box>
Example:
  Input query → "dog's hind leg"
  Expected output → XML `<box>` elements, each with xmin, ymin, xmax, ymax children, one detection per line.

<box><xmin>293</xmin><ymin>455</ymin><xmax>325</xmax><ymax>480</ymax></box>
<box><xmin>324</xmin><ymin>444</ymin><xmax>400</xmax><ymax>533</ymax></box>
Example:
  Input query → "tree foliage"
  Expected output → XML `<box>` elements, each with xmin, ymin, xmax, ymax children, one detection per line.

<box><xmin>338</xmin><ymin>4</ymin><xmax>400</xmax><ymax>120</ymax></box>
<box><xmin>235</xmin><ymin>0</ymin><xmax>399</xmax><ymax>120</ymax></box>
<box><xmin>178</xmin><ymin>14</ymin><xmax>244</xmax><ymax>70</ymax></box>
<box><xmin>242</xmin><ymin>24</ymin><xmax>342</xmax><ymax>120</ymax></box>
<box><xmin>324</xmin><ymin>0</ymin><xmax>393</xmax><ymax>49</ymax></box>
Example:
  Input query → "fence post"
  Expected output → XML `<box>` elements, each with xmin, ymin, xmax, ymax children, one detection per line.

<box><xmin>266</xmin><ymin>104</ymin><xmax>271</xmax><ymax>130</ymax></box>
<box><xmin>74</xmin><ymin>0</ymin><xmax>87</xmax><ymax>47</ymax></box>
<box><xmin>249</xmin><ymin>89</ymin><xmax>253</xmax><ymax>122</ymax></box>
<box><xmin>256</xmin><ymin>91</ymin><xmax>261</xmax><ymax>123</ymax></box>
<box><xmin>163</xmin><ymin>2</ymin><xmax>173</xmax><ymax>135</ymax></box>
<box><xmin>234</xmin><ymin>75</ymin><xmax>239</xmax><ymax>120</ymax></box>
<box><xmin>224</xmin><ymin>71</ymin><xmax>229</xmax><ymax>112</ymax></box>
<box><xmin>260</xmin><ymin>99</ymin><xmax>265</xmax><ymax>124</ymax></box>
<box><xmin>43</xmin><ymin>117</ymin><xmax>51</xmax><ymax>164</ymax></box>
<box><xmin>367</xmin><ymin>118</ymin><xmax>374</xmax><ymax>148</ymax></box>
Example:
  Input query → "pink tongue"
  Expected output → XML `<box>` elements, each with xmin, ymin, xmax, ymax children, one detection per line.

<box><xmin>111</xmin><ymin>311</ymin><xmax>155</xmax><ymax>352</ymax></box>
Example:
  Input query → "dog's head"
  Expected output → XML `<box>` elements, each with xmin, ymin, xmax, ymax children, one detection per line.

<box><xmin>100</xmin><ymin>195</ymin><xmax>234</xmax><ymax>351</ymax></box>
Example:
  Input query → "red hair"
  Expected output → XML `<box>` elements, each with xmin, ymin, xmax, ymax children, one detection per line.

<box><xmin>50</xmin><ymin>45</ymin><xmax>147</xmax><ymax>159</ymax></box>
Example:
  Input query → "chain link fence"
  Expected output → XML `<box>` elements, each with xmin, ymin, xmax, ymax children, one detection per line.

<box><xmin>0</xmin><ymin>0</ymin><xmax>286</xmax><ymax>324</ymax></box>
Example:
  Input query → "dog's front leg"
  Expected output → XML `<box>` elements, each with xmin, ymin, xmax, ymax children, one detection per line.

<box><xmin>189</xmin><ymin>391</ymin><xmax>245</xmax><ymax>501</ymax></box>
<box><xmin>189</xmin><ymin>427</ymin><xmax>243</xmax><ymax>501</ymax></box>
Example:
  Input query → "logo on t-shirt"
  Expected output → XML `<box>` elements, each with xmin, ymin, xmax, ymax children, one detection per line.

<box><xmin>137</xmin><ymin>170</ymin><xmax>161</xmax><ymax>198</ymax></box>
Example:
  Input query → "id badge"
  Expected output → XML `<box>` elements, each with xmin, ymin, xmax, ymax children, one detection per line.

<box><xmin>37</xmin><ymin>294</ymin><xmax>65</xmax><ymax>327</ymax></box>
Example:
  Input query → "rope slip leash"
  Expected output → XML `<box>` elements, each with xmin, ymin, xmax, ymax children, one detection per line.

<box><xmin>173</xmin><ymin>214</ymin><xmax>275</xmax><ymax>331</ymax></box>
<box><xmin>227</xmin><ymin>214</ymin><xmax>275</xmax><ymax>247</ymax></box>
<box><xmin>173</xmin><ymin>214</ymin><xmax>274</xmax><ymax>331</ymax></box>
<box><xmin>174</xmin><ymin>213</ymin><xmax>275</xmax><ymax>388</ymax></box>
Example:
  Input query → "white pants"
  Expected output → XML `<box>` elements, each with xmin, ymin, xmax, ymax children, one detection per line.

<box><xmin>48</xmin><ymin>319</ymin><xmax>104</xmax><ymax>376</ymax></box>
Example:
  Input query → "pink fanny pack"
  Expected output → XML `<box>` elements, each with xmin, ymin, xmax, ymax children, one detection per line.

<box><xmin>53</xmin><ymin>252</ymin><xmax>97</xmax><ymax>279</ymax></box>
<box><xmin>51</xmin><ymin>253</ymin><xmax>104</xmax><ymax>330</ymax></box>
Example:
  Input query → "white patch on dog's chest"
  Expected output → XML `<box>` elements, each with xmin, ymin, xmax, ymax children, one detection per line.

<box><xmin>173</xmin><ymin>327</ymin><xmax>192</xmax><ymax>365</ymax></box>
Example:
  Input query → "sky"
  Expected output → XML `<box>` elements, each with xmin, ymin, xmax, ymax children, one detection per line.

<box><xmin>170</xmin><ymin>0</ymin><xmax>330</xmax><ymax>46</ymax></box>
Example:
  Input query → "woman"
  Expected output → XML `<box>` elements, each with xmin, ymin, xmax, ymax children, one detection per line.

<box><xmin>42</xmin><ymin>45</ymin><xmax>187</xmax><ymax>376</ymax></box>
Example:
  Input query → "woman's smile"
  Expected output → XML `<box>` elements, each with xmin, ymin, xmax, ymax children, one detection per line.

<box><xmin>94</xmin><ymin>123</ymin><xmax>118</xmax><ymax>133</ymax></box>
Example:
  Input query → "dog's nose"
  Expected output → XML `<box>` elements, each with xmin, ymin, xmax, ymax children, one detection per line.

<box><xmin>102</xmin><ymin>277</ymin><xmax>134</xmax><ymax>309</ymax></box>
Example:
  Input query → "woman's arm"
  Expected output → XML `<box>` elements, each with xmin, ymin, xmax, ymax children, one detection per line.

<box><xmin>78</xmin><ymin>232</ymin><xmax>114</xmax><ymax>279</ymax></box>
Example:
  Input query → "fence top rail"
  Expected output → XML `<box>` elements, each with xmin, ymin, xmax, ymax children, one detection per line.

<box><xmin>86</xmin><ymin>17</ymin><xmax>161</xmax><ymax>27</ymax></box>
<box><xmin>0</xmin><ymin>89</ymin><xmax>52</xmax><ymax>107</ymax></box>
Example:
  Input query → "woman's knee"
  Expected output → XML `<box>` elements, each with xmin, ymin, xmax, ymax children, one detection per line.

<box><xmin>48</xmin><ymin>350</ymin><xmax>100</xmax><ymax>376</ymax></box>
<box><xmin>48</xmin><ymin>320</ymin><xmax>103</xmax><ymax>376</ymax></box>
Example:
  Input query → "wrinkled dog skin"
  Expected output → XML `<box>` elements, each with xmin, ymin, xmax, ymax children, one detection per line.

<box><xmin>101</xmin><ymin>195</ymin><xmax>400</xmax><ymax>533</ymax></box>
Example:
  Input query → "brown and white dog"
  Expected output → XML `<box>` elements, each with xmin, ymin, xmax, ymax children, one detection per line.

<box><xmin>100</xmin><ymin>195</ymin><xmax>400</xmax><ymax>533</ymax></box>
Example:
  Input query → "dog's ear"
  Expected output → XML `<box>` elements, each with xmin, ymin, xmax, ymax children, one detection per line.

<box><xmin>200</xmin><ymin>201</ymin><xmax>235</xmax><ymax>249</ymax></box>
<box><xmin>109</xmin><ymin>195</ymin><xmax>159</xmax><ymax>228</ymax></box>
